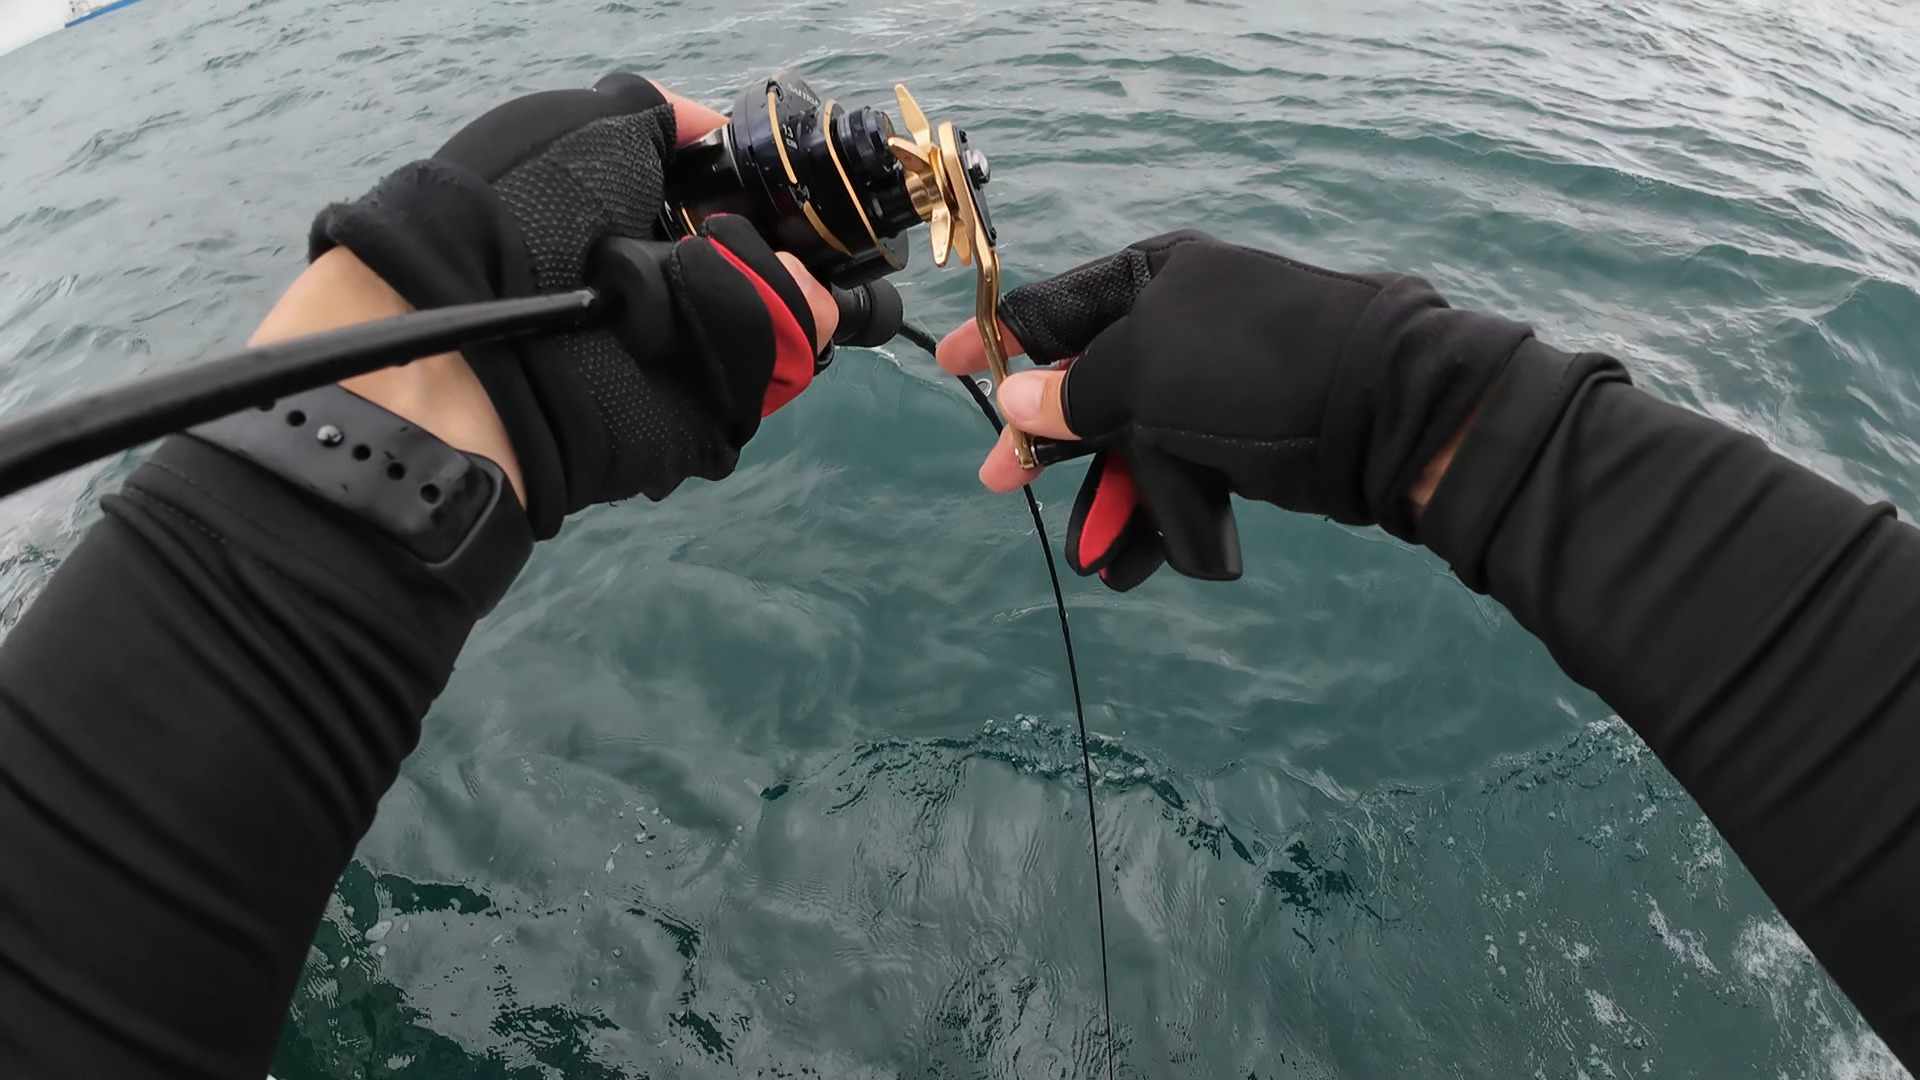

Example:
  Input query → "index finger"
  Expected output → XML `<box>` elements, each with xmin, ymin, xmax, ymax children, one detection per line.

<box><xmin>935</xmin><ymin>316</ymin><xmax>1028</xmax><ymax>375</ymax></box>
<box><xmin>650</xmin><ymin>82</ymin><xmax>728</xmax><ymax>147</ymax></box>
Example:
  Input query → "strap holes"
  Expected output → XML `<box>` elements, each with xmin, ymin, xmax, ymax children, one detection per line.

<box><xmin>419</xmin><ymin>483</ymin><xmax>441</xmax><ymax>504</ymax></box>
<box><xmin>284</xmin><ymin>409</ymin><xmax>307</xmax><ymax>427</ymax></box>
<box><xmin>386</xmin><ymin>462</ymin><xmax>406</xmax><ymax>480</ymax></box>
<box><xmin>351</xmin><ymin>445</ymin><xmax>372</xmax><ymax>461</ymax></box>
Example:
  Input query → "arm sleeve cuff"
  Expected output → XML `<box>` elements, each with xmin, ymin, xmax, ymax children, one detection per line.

<box><xmin>1417</xmin><ymin>338</ymin><xmax>1627</xmax><ymax>590</ymax></box>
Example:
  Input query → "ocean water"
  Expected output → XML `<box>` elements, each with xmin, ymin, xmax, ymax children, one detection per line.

<box><xmin>3</xmin><ymin>0</ymin><xmax>1918</xmax><ymax>1076</ymax></box>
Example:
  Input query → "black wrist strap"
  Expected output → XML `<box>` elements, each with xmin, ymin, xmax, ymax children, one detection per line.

<box><xmin>189</xmin><ymin>384</ymin><xmax>533</xmax><ymax>614</ymax></box>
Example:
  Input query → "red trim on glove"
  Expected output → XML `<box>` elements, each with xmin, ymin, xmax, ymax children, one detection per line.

<box><xmin>1078</xmin><ymin>454</ymin><xmax>1140</xmax><ymax>571</ymax></box>
<box><xmin>709</xmin><ymin>240</ymin><xmax>816</xmax><ymax>416</ymax></box>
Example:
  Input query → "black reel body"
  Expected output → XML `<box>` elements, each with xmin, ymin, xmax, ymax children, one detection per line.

<box><xmin>662</xmin><ymin>75</ymin><xmax>991</xmax><ymax>289</ymax></box>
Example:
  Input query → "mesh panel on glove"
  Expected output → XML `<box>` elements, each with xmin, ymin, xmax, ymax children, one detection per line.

<box><xmin>493</xmin><ymin>113</ymin><xmax>668</xmax><ymax>292</ymax></box>
<box><xmin>1001</xmin><ymin>247</ymin><xmax>1151</xmax><ymax>362</ymax></box>
<box><xmin>484</xmin><ymin>108</ymin><xmax>729</xmax><ymax>518</ymax></box>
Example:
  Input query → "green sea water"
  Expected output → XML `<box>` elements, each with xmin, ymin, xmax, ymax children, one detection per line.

<box><xmin>2</xmin><ymin>0</ymin><xmax>1918</xmax><ymax>1076</ymax></box>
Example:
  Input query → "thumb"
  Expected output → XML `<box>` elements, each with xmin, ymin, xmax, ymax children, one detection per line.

<box><xmin>775</xmin><ymin>251</ymin><xmax>837</xmax><ymax>352</ymax></box>
<box><xmin>997</xmin><ymin>370</ymin><xmax>1078</xmax><ymax>439</ymax></box>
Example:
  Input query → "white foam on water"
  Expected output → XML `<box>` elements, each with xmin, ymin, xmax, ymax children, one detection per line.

<box><xmin>1587</xmin><ymin>989</ymin><xmax>1628</xmax><ymax>1028</ymax></box>
<box><xmin>1732</xmin><ymin>916</ymin><xmax>1911</xmax><ymax>1079</ymax></box>
<box><xmin>1734</xmin><ymin>915</ymin><xmax>1812</xmax><ymax>987</ymax></box>
<box><xmin>1821</xmin><ymin>1030</ymin><xmax>1908</xmax><ymax>1080</ymax></box>
<box><xmin>1646</xmin><ymin>899</ymin><xmax>1719</xmax><ymax>975</ymax></box>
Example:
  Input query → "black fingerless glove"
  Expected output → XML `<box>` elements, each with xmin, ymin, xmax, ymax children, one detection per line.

<box><xmin>310</xmin><ymin>74</ymin><xmax>820</xmax><ymax>538</ymax></box>
<box><xmin>1000</xmin><ymin>230</ymin><xmax>1533</xmax><ymax>590</ymax></box>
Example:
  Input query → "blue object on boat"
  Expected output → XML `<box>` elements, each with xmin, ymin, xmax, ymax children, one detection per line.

<box><xmin>65</xmin><ymin>0</ymin><xmax>146</xmax><ymax>28</ymax></box>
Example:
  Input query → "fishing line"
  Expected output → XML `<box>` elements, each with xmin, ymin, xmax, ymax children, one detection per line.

<box><xmin>898</xmin><ymin>322</ymin><xmax>1117</xmax><ymax>1080</ymax></box>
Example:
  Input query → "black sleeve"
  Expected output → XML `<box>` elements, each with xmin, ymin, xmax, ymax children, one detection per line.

<box><xmin>1424</xmin><ymin>339</ymin><xmax>1920</xmax><ymax>1069</ymax></box>
<box><xmin>0</xmin><ymin>436</ymin><xmax>483</xmax><ymax>1080</ymax></box>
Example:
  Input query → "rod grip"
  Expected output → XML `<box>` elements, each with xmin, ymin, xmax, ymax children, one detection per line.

<box><xmin>831</xmin><ymin>280</ymin><xmax>905</xmax><ymax>348</ymax></box>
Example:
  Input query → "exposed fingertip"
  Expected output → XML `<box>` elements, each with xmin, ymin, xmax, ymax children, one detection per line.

<box><xmin>988</xmin><ymin>462</ymin><xmax>1045</xmax><ymax>493</ymax></box>
<box><xmin>977</xmin><ymin>429</ymin><xmax>1046</xmax><ymax>492</ymax></box>
<box><xmin>936</xmin><ymin>319</ymin><xmax>983</xmax><ymax>374</ymax></box>
<box><xmin>652</xmin><ymin>81</ymin><xmax>728</xmax><ymax>145</ymax></box>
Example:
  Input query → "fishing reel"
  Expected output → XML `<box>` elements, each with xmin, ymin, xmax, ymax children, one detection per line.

<box><xmin>663</xmin><ymin>74</ymin><xmax>995</xmax><ymax>288</ymax></box>
<box><xmin>653</xmin><ymin>74</ymin><xmax>1033</xmax><ymax>465</ymax></box>
<box><xmin>0</xmin><ymin>74</ymin><xmax>1033</xmax><ymax>505</ymax></box>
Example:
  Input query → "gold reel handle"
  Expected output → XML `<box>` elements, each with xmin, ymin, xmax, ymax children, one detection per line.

<box><xmin>889</xmin><ymin>86</ymin><xmax>1036</xmax><ymax>470</ymax></box>
<box><xmin>966</xmin><ymin>195</ymin><xmax>1033</xmax><ymax>471</ymax></box>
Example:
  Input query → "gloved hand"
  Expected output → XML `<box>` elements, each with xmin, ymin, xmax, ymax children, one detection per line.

<box><xmin>310</xmin><ymin>74</ymin><xmax>830</xmax><ymax>539</ymax></box>
<box><xmin>937</xmin><ymin>230</ymin><xmax>1533</xmax><ymax>590</ymax></box>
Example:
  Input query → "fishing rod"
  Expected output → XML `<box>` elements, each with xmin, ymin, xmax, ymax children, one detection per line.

<box><xmin>0</xmin><ymin>73</ymin><xmax>1119</xmax><ymax>1077</ymax></box>
<box><xmin>0</xmin><ymin>283</ymin><xmax>906</xmax><ymax>500</ymax></box>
